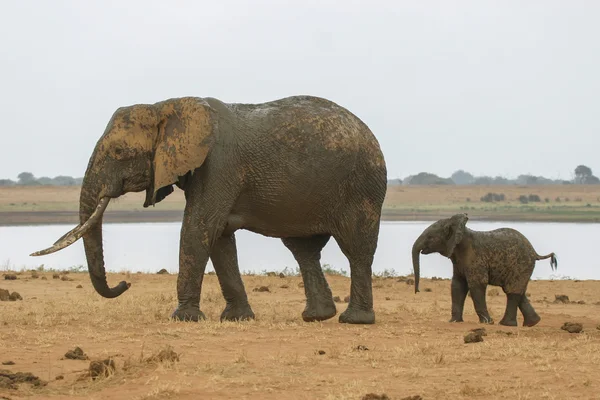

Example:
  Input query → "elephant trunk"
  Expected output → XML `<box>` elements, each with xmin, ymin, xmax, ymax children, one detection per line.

<box><xmin>411</xmin><ymin>237</ymin><xmax>423</xmax><ymax>294</ymax></box>
<box><xmin>79</xmin><ymin>184</ymin><xmax>130</xmax><ymax>299</ymax></box>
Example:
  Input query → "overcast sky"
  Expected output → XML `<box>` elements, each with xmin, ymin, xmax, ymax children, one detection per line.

<box><xmin>1</xmin><ymin>0</ymin><xmax>599</xmax><ymax>181</ymax></box>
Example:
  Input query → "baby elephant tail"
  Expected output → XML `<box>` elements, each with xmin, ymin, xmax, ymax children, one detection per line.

<box><xmin>537</xmin><ymin>252</ymin><xmax>558</xmax><ymax>271</ymax></box>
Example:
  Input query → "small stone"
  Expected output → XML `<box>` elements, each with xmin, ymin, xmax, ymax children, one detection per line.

<box><xmin>1</xmin><ymin>361</ymin><xmax>15</xmax><ymax>366</ymax></box>
<box><xmin>61</xmin><ymin>275</ymin><xmax>73</xmax><ymax>282</ymax></box>
<box><xmin>3</xmin><ymin>275</ymin><xmax>17</xmax><ymax>280</ymax></box>
<box><xmin>9</xmin><ymin>292</ymin><xmax>22</xmax><ymax>301</ymax></box>
<box><xmin>145</xmin><ymin>347</ymin><xmax>179</xmax><ymax>364</ymax></box>
<box><xmin>333</xmin><ymin>296</ymin><xmax>342</xmax><ymax>303</ymax></box>
<box><xmin>31</xmin><ymin>271</ymin><xmax>39</xmax><ymax>279</ymax></box>
<box><xmin>576</xmin><ymin>300</ymin><xmax>586</xmax><ymax>305</ymax></box>
<box><xmin>343</xmin><ymin>295</ymin><xmax>350</xmax><ymax>303</ymax></box>
<box><xmin>297</xmin><ymin>282</ymin><xmax>304</xmax><ymax>288</ymax></box>
<box><xmin>385</xmin><ymin>297</ymin><xmax>391</xmax><ymax>300</ymax></box>
<box><xmin>355</xmin><ymin>345</ymin><xmax>369</xmax><ymax>351</ymax></box>
<box><xmin>561</xmin><ymin>322</ymin><xmax>583</xmax><ymax>333</ymax></box>
<box><xmin>76</xmin><ymin>285</ymin><xmax>83</xmax><ymax>289</ymax></box>
<box><xmin>52</xmin><ymin>273</ymin><xmax>60</xmax><ymax>279</ymax></box>
<box><xmin>362</xmin><ymin>394</ymin><xmax>390</xmax><ymax>400</ymax></box>
<box><xmin>464</xmin><ymin>332</ymin><xmax>484</xmax><ymax>343</ymax></box>
<box><xmin>0</xmin><ymin>289</ymin><xmax>8</xmax><ymax>301</ymax></box>
<box><xmin>64</xmin><ymin>347</ymin><xmax>88</xmax><ymax>360</ymax></box>
<box><xmin>423</xmin><ymin>288</ymin><xmax>432</xmax><ymax>292</ymax></box>
<box><xmin>157</xmin><ymin>269</ymin><xmax>169</xmax><ymax>275</ymax></box>
<box><xmin>596</xmin><ymin>324</ymin><xmax>600</xmax><ymax>331</ymax></box>
<box><xmin>317</xmin><ymin>350</ymin><xmax>326</xmax><ymax>355</ymax></box>
<box><xmin>554</xmin><ymin>294</ymin><xmax>570</xmax><ymax>304</ymax></box>
<box><xmin>406</xmin><ymin>278</ymin><xmax>415</xmax><ymax>286</ymax></box>
<box><xmin>88</xmin><ymin>359</ymin><xmax>115</xmax><ymax>379</ymax></box>
<box><xmin>55</xmin><ymin>374</ymin><xmax>64</xmax><ymax>380</ymax></box>
<box><xmin>279</xmin><ymin>272</ymin><xmax>285</xmax><ymax>278</ymax></box>
<box><xmin>470</xmin><ymin>327</ymin><xmax>487</xmax><ymax>336</ymax></box>
<box><xmin>41</xmin><ymin>276</ymin><xmax>47</xmax><ymax>280</ymax></box>
<box><xmin>280</xmin><ymin>284</ymin><xmax>289</xmax><ymax>289</ymax></box>
<box><xmin>252</xmin><ymin>286</ymin><xmax>270</xmax><ymax>293</ymax></box>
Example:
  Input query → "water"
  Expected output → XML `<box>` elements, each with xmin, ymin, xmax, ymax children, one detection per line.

<box><xmin>0</xmin><ymin>221</ymin><xmax>598</xmax><ymax>280</ymax></box>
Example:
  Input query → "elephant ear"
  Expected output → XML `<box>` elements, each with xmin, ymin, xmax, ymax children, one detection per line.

<box><xmin>445</xmin><ymin>213</ymin><xmax>468</xmax><ymax>257</ymax></box>
<box><xmin>145</xmin><ymin>97</ymin><xmax>217</xmax><ymax>206</ymax></box>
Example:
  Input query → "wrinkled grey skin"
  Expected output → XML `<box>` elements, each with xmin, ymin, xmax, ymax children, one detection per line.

<box><xmin>33</xmin><ymin>95</ymin><xmax>387</xmax><ymax>325</ymax></box>
<box><xmin>412</xmin><ymin>214</ymin><xmax>557</xmax><ymax>327</ymax></box>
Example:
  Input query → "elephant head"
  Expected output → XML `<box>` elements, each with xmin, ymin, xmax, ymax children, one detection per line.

<box><xmin>31</xmin><ymin>97</ymin><xmax>217</xmax><ymax>298</ymax></box>
<box><xmin>411</xmin><ymin>213</ymin><xmax>468</xmax><ymax>293</ymax></box>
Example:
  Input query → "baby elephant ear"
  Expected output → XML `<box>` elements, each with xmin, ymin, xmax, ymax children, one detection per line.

<box><xmin>446</xmin><ymin>213</ymin><xmax>468</xmax><ymax>256</ymax></box>
<box><xmin>149</xmin><ymin>97</ymin><xmax>217</xmax><ymax>205</ymax></box>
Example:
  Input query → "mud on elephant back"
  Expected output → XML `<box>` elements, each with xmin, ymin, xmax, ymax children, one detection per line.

<box><xmin>31</xmin><ymin>95</ymin><xmax>388</xmax><ymax>325</ymax></box>
<box><xmin>412</xmin><ymin>213</ymin><xmax>557</xmax><ymax>327</ymax></box>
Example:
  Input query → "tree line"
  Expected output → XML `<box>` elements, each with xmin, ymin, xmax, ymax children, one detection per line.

<box><xmin>1</xmin><ymin>165</ymin><xmax>598</xmax><ymax>187</ymax></box>
<box><xmin>0</xmin><ymin>172</ymin><xmax>83</xmax><ymax>187</ymax></box>
<box><xmin>389</xmin><ymin>165</ymin><xmax>600</xmax><ymax>186</ymax></box>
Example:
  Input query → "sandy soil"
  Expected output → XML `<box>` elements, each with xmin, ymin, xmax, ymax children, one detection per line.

<box><xmin>1</xmin><ymin>271</ymin><xmax>599</xmax><ymax>399</ymax></box>
<box><xmin>2</xmin><ymin>185</ymin><xmax>600</xmax><ymax>226</ymax></box>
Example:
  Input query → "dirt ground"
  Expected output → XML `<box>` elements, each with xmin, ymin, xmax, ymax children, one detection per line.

<box><xmin>1</xmin><ymin>272</ymin><xmax>599</xmax><ymax>399</ymax></box>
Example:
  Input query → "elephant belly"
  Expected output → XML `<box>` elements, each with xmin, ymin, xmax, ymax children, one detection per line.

<box><xmin>225</xmin><ymin>214</ymin><xmax>329</xmax><ymax>238</ymax></box>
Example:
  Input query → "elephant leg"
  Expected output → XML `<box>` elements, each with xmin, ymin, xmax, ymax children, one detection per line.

<box><xmin>211</xmin><ymin>233</ymin><xmax>255</xmax><ymax>322</ymax></box>
<box><xmin>282</xmin><ymin>235</ymin><xmax>336</xmax><ymax>322</ymax></box>
<box><xmin>518</xmin><ymin>295</ymin><xmax>540</xmax><ymax>327</ymax></box>
<box><xmin>499</xmin><ymin>293</ymin><xmax>521</xmax><ymax>326</ymax></box>
<box><xmin>171</xmin><ymin>181</ymin><xmax>233</xmax><ymax>322</ymax></box>
<box><xmin>449</xmin><ymin>274</ymin><xmax>469</xmax><ymax>322</ymax></box>
<box><xmin>469</xmin><ymin>284</ymin><xmax>494</xmax><ymax>324</ymax></box>
<box><xmin>334</xmin><ymin>222</ymin><xmax>378</xmax><ymax>325</ymax></box>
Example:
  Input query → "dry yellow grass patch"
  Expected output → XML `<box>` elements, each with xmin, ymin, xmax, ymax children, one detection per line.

<box><xmin>1</xmin><ymin>272</ymin><xmax>599</xmax><ymax>399</ymax></box>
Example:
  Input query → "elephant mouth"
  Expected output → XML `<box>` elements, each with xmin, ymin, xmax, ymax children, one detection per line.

<box><xmin>29</xmin><ymin>197</ymin><xmax>110</xmax><ymax>256</ymax></box>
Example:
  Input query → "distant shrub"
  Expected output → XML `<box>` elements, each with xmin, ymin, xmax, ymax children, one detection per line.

<box><xmin>528</xmin><ymin>194</ymin><xmax>541</xmax><ymax>202</ymax></box>
<box><xmin>480</xmin><ymin>192</ymin><xmax>505</xmax><ymax>202</ymax></box>
<box><xmin>518</xmin><ymin>195</ymin><xmax>529</xmax><ymax>204</ymax></box>
<box><xmin>544</xmin><ymin>198</ymin><xmax>550</xmax><ymax>203</ymax></box>
<box><xmin>555</xmin><ymin>197</ymin><xmax>561</xmax><ymax>202</ymax></box>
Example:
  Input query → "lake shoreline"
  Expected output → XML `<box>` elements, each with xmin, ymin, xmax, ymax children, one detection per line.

<box><xmin>2</xmin><ymin>209</ymin><xmax>600</xmax><ymax>226</ymax></box>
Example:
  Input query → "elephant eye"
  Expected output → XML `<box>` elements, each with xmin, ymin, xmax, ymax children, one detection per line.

<box><xmin>113</xmin><ymin>147</ymin><xmax>132</xmax><ymax>160</ymax></box>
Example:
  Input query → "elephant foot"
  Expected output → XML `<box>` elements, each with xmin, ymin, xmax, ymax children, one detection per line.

<box><xmin>220</xmin><ymin>302</ymin><xmax>255</xmax><ymax>322</ymax></box>
<box><xmin>522</xmin><ymin>314</ymin><xmax>541</xmax><ymax>327</ymax></box>
<box><xmin>171</xmin><ymin>305</ymin><xmax>206</xmax><ymax>322</ymax></box>
<box><xmin>449</xmin><ymin>317</ymin><xmax>464</xmax><ymax>323</ymax></box>
<box><xmin>478</xmin><ymin>316</ymin><xmax>494</xmax><ymax>324</ymax></box>
<box><xmin>302</xmin><ymin>299</ymin><xmax>337</xmax><ymax>322</ymax></box>
<box><xmin>339</xmin><ymin>306</ymin><xmax>375</xmax><ymax>325</ymax></box>
<box><xmin>498</xmin><ymin>318</ymin><xmax>517</xmax><ymax>327</ymax></box>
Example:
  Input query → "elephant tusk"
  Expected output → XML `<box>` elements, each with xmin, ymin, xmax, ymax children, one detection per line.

<box><xmin>53</xmin><ymin>225</ymin><xmax>81</xmax><ymax>245</ymax></box>
<box><xmin>30</xmin><ymin>198</ymin><xmax>111</xmax><ymax>256</ymax></box>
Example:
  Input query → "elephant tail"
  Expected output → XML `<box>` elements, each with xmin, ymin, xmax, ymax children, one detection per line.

<box><xmin>536</xmin><ymin>252</ymin><xmax>557</xmax><ymax>271</ymax></box>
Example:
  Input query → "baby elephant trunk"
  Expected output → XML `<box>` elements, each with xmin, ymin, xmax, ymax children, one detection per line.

<box><xmin>411</xmin><ymin>239</ymin><xmax>423</xmax><ymax>294</ymax></box>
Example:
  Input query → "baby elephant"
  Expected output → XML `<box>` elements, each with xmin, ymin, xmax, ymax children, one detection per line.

<box><xmin>412</xmin><ymin>214</ymin><xmax>557</xmax><ymax>327</ymax></box>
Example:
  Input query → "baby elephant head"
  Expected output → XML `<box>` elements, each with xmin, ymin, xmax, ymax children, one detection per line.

<box><xmin>411</xmin><ymin>213</ymin><xmax>469</xmax><ymax>293</ymax></box>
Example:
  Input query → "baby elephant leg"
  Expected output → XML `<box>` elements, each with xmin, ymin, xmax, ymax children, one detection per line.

<box><xmin>469</xmin><ymin>284</ymin><xmax>494</xmax><ymax>324</ymax></box>
<box><xmin>518</xmin><ymin>295</ymin><xmax>541</xmax><ymax>327</ymax></box>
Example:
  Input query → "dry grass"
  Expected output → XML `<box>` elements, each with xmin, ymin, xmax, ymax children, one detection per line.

<box><xmin>1</xmin><ymin>272</ymin><xmax>599</xmax><ymax>399</ymax></box>
<box><xmin>3</xmin><ymin>185</ymin><xmax>600</xmax><ymax>224</ymax></box>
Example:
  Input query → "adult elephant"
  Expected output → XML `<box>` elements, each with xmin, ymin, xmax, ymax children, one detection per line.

<box><xmin>31</xmin><ymin>95</ymin><xmax>388</xmax><ymax>325</ymax></box>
